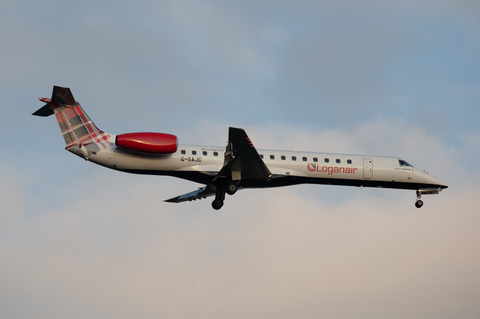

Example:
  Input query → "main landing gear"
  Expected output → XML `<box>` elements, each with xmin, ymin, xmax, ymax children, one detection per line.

<box><xmin>212</xmin><ymin>198</ymin><xmax>224</xmax><ymax>210</ymax></box>
<box><xmin>212</xmin><ymin>183</ymin><xmax>238</xmax><ymax>210</ymax></box>
<box><xmin>226</xmin><ymin>183</ymin><xmax>238</xmax><ymax>195</ymax></box>
<box><xmin>212</xmin><ymin>185</ymin><xmax>226</xmax><ymax>210</ymax></box>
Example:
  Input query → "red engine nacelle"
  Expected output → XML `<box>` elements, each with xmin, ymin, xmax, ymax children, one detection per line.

<box><xmin>115</xmin><ymin>132</ymin><xmax>178</xmax><ymax>154</ymax></box>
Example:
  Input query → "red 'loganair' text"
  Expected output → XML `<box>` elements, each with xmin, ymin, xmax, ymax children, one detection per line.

<box><xmin>307</xmin><ymin>163</ymin><xmax>358</xmax><ymax>175</ymax></box>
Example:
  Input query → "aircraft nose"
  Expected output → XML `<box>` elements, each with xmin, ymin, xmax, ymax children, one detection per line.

<box><xmin>427</xmin><ymin>173</ymin><xmax>448</xmax><ymax>189</ymax></box>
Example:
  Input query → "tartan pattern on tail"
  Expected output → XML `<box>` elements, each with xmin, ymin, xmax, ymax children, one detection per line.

<box><xmin>53</xmin><ymin>103</ymin><xmax>111</xmax><ymax>149</ymax></box>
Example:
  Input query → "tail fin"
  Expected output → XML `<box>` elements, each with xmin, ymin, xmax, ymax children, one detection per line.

<box><xmin>33</xmin><ymin>86</ymin><xmax>112</xmax><ymax>148</ymax></box>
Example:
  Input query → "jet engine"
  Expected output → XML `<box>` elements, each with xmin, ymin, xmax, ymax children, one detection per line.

<box><xmin>115</xmin><ymin>132</ymin><xmax>178</xmax><ymax>154</ymax></box>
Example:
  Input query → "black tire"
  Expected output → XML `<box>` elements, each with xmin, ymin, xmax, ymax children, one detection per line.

<box><xmin>226</xmin><ymin>183</ymin><xmax>238</xmax><ymax>195</ymax></box>
<box><xmin>415</xmin><ymin>200</ymin><xmax>424</xmax><ymax>208</ymax></box>
<box><xmin>212</xmin><ymin>199</ymin><xmax>224</xmax><ymax>210</ymax></box>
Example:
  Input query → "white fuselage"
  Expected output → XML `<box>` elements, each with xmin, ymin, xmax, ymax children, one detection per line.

<box><xmin>73</xmin><ymin>136</ymin><xmax>447</xmax><ymax>191</ymax></box>
<box><xmin>36</xmin><ymin>86</ymin><xmax>447</xmax><ymax>209</ymax></box>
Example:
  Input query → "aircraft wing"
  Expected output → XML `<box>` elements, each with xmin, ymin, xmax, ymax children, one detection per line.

<box><xmin>215</xmin><ymin>127</ymin><xmax>272</xmax><ymax>181</ymax></box>
<box><xmin>165</xmin><ymin>127</ymin><xmax>271</xmax><ymax>204</ymax></box>
<box><xmin>164</xmin><ymin>185</ymin><xmax>216</xmax><ymax>203</ymax></box>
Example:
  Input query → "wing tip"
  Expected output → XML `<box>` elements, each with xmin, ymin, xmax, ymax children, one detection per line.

<box><xmin>164</xmin><ymin>197</ymin><xmax>180</xmax><ymax>203</ymax></box>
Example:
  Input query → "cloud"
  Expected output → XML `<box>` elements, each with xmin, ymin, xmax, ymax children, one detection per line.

<box><xmin>2</xmin><ymin>118</ymin><xmax>479</xmax><ymax>318</ymax></box>
<box><xmin>2</xmin><ymin>1</ymin><xmax>480</xmax><ymax>318</ymax></box>
<box><xmin>2</xmin><ymin>178</ymin><xmax>479</xmax><ymax>318</ymax></box>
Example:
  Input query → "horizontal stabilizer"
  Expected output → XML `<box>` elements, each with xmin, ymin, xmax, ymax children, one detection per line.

<box><xmin>33</xmin><ymin>86</ymin><xmax>77</xmax><ymax>117</ymax></box>
<box><xmin>32</xmin><ymin>103</ymin><xmax>55</xmax><ymax>116</ymax></box>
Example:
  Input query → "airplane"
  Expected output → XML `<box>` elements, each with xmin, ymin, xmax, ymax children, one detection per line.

<box><xmin>33</xmin><ymin>86</ymin><xmax>447</xmax><ymax>210</ymax></box>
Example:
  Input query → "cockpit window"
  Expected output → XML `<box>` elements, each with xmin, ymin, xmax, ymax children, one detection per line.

<box><xmin>399</xmin><ymin>159</ymin><xmax>413</xmax><ymax>167</ymax></box>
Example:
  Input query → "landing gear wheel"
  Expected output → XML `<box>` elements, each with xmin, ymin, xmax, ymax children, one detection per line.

<box><xmin>212</xmin><ymin>199</ymin><xmax>224</xmax><ymax>210</ymax></box>
<box><xmin>226</xmin><ymin>183</ymin><xmax>238</xmax><ymax>195</ymax></box>
<box><xmin>415</xmin><ymin>200</ymin><xmax>424</xmax><ymax>208</ymax></box>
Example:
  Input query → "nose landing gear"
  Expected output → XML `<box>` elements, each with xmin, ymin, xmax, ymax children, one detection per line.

<box><xmin>415</xmin><ymin>190</ymin><xmax>424</xmax><ymax>208</ymax></box>
<box><xmin>414</xmin><ymin>188</ymin><xmax>442</xmax><ymax>208</ymax></box>
<box><xmin>415</xmin><ymin>199</ymin><xmax>424</xmax><ymax>208</ymax></box>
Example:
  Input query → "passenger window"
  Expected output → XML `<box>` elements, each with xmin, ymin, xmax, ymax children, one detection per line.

<box><xmin>324</xmin><ymin>158</ymin><xmax>329</xmax><ymax>163</ymax></box>
<box><xmin>336</xmin><ymin>159</ymin><xmax>341</xmax><ymax>163</ymax></box>
<box><xmin>347</xmin><ymin>159</ymin><xmax>352</xmax><ymax>164</ymax></box>
<box><xmin>260</xmin><ymin>154</ymin><xmax>264</xmax><ymax>159</ymax></box>
<box><xmin>181</xmin><ymin>150</ymin><xmax>186</xmax><ymax>155</ymax></box>
<box><xmin>281</xmin><ymin>155</ymin><xmax>286</xmax><ymax>160</ymax></box>
<box><xmin>192</xmin><ymin>150</ymin><xmax>197</xmax><ymax>155</ymax></box>
<box><xmin>302</xmin><ymin>157</ymin><xmax>307</xmax><ymax>162</ymax></box>
<box><xmin>214</xmin><ymin>152</ymin><xmax>218</xmax><ymax>156</ymax></box>
<box><xmin>203</xmin><ymin>151</ymin><xmax>207</xmax><ymax>156</ymax></box>
<box><xmin>270</xmin><ymin>155</ymin><xmax>275</xmax><ymax>160</ymax></box>
<box><xmin>313</xmin><ymin>157</ymin><xmax>318</xmax><ymax>162</ymax></box>
<box><xmin>292</xmin><ymin>156</ymin><xmax>297</xmax><ymax>161</ymax></box>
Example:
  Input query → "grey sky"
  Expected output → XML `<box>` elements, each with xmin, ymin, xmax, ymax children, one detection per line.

<box><xmin>1</xmin><ymin>1</ymin><xmax>479</xmax><ymax>318</ymax></box>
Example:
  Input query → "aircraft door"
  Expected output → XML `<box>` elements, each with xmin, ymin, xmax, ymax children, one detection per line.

<box><xmin>363</xmin><ymin>158</ymin><xmax>373</xmax><ymax>179</ymax></box>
